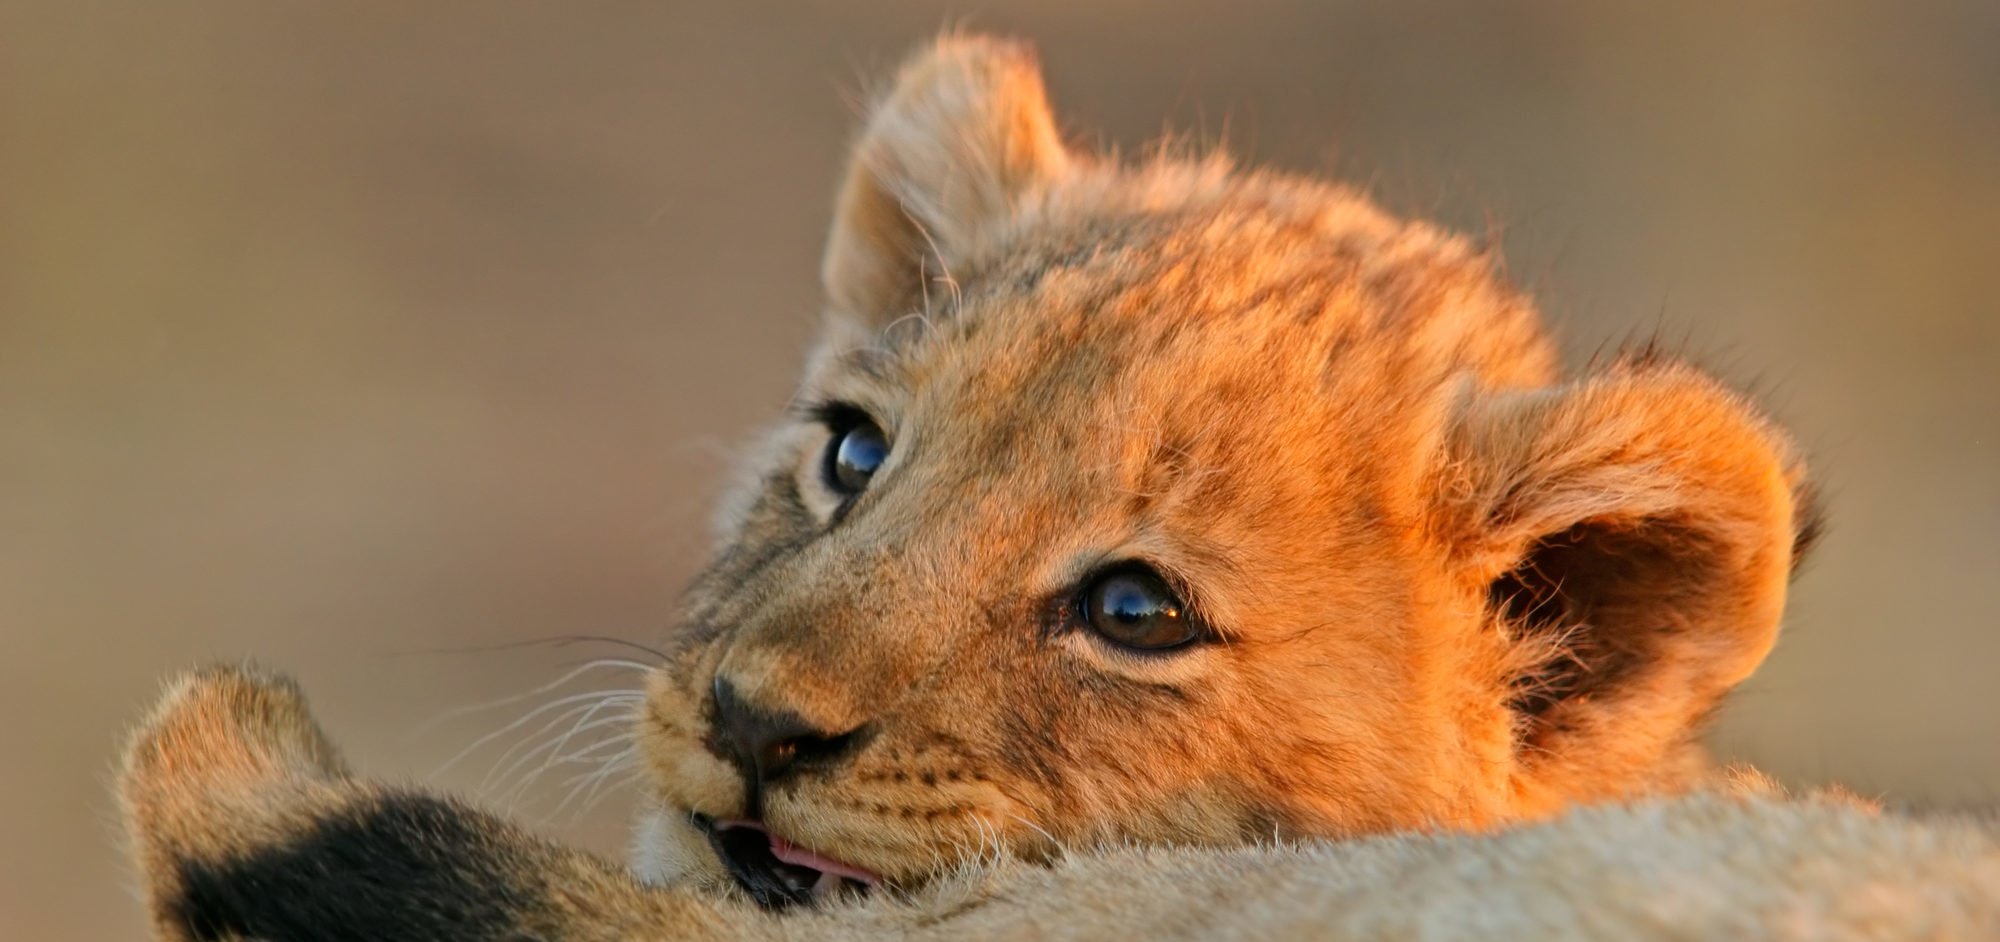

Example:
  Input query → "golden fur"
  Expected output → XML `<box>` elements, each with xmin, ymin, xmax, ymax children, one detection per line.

<box><xmin>632</xmin><ymin>34</ymin><xmax>1810</xmax><ymax>888</ymax></box>
<box><xmin>114</xmin><ymin>34</ymin><xmax>1996</xmax><ymax>941</ymax></box>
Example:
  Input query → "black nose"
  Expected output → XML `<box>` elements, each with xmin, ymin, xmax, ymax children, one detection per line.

<box><xmin>711</xmin><ymin>676</ymin><xmax>864</xmax><ymax>785</ymax></box>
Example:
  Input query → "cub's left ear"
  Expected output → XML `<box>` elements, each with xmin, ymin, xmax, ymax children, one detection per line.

<box><xmin>821</xmin><ymin>34</ymin><xmax>1072</xmax><ymax>336</ymax></box>
<box><xmin>1438</xmin><ymin>361</ymin><xmax>1817</xmax><ymax>801</ymax></box>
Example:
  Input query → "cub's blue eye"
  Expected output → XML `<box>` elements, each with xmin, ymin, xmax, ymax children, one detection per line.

<box><xmin>1081</xmin><ymin>566</ymin><xmax>1202</xmax><ymax>651</ymax></box>
<box><xmin>825</xmin><ymin>420</ymin><xmax>888</xmax><ymax>496</ymax></box>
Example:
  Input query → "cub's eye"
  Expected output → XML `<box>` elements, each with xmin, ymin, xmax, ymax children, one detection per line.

<box><xmin>823</xmin><ymin>419</ymin><xmax>889</xmax><ymax>496</ymax></box>
<box><xmin>1080</xmin><ymin>565</ymin><xmax>1203</xmax><ymax>651</ymax></box>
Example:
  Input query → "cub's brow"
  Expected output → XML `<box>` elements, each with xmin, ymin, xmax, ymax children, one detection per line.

<box><xmin>830</xmin><ymin>345</ymin><xmax>905</xmax><ymax>385</ymax></box>
<box><xmin>790</xmin><ymin>347</ymin><xmax>910</xmax><ymax>422</ymax></box>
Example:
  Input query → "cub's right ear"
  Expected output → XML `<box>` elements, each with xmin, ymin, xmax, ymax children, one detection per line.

<box><xmin>1435</xmin><ymin>360</ymin><xmax>1816</xmax><ymax>807</ymax></box>
<box><xmin>821</xmin><ymin>35</ymin><xmax>1072</xmax><ymax>336</ymax></box>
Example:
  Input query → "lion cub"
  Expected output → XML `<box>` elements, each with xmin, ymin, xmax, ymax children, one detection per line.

<box><xmin>122</xmin><ymin>36</ymin><xmax>2000</xmax><ymax>942</ymax></box>
<box><xmin>630</xmin><ymin>34</ymin><xmax>1815</xmax><ymax>906</ymax></box>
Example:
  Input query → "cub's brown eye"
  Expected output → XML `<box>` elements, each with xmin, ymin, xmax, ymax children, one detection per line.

<box><xmin>1081</xmin><ymin>566</ymin><xmax>1202</xmax><ymax>651</ymax></box>
<box><xmin>824</xmin><ymin>420</ymin><xmax>888</xmax><ymax>496</ymax></box>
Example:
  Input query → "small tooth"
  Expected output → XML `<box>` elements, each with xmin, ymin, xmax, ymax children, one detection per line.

<box><xmin>811</xmin><ymin>870</ymin><xmax>841</xmax><ymax>899</ymax></box>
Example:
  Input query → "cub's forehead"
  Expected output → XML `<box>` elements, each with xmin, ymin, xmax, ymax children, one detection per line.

<box><xmin>813</xmin><ymin>262</ymin><xmax>1398</xmax><ymax>529</ymax></box>
<box><xmin>803</xmin><ymin>179</ymin><xmax>1536</xmax><ymax>512</ymax></box>
<box><xmin>818</xmin><ymin>203</ymin><xmax>1432</xmax><ymax>426</ymax></box>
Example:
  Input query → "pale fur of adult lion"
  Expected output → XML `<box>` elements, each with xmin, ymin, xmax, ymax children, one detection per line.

<box><xmin>119</xmin><ymin>34</ymin><xmax>2000</xmax><ymax>940</ymax></box>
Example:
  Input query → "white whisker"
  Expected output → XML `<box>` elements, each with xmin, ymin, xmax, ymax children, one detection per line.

<box><xmin>1002</xmin><ymin>811</ymin><xmax>1060</xmax><ymax>856</ymax></box>
<box><xmin>474</xmin><ymin>699</ymin><xmax>610</xmax><ymax>796</ymax></box>
<box><xmin>433</xmin><ymin>688</ymin><xmax>642</xmax><ymax>782</ymax></box>
<box><xmin>553</xmin><ymin>751</ymin><xmax>640</xmax><ymax>819</ymax></box>
<box><xmin>416</xmin><ymin>658</ymin><xmax>651</xmax><ymax>734</ymax></box>
<box><xmin>488</xmin><ymin>701</ymin><xmax>643</xmax><ymax>800</ymax></box>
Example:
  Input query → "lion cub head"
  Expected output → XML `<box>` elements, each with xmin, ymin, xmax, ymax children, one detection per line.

<box><xmin>632</xmin><ymin>36</ymin><xmax>1813</xmax><ymax>906</ymax></box>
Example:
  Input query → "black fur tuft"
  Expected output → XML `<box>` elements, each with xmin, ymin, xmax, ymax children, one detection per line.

<box><xmin>170</xmin><ymin>793</ymin><xmax>532</xmax><ymax>942</ymax></box>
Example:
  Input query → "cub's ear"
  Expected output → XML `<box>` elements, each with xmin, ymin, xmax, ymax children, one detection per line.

<box><xmin>821</xmin><ymin>34</ymin><xmax>1071</xmax><ymax>333</ymax></box>
<box><xmin>1438</xmin><ymin>361</ymin><xmax>1816</xmax><ymax>803</ymax></box>
<box><xmin>119</xmin><ymin>665</ymin><xmax>351</xmax><ymax>940</ymax></box>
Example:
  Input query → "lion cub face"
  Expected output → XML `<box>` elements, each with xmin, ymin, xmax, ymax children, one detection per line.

<box><xmin>633</xmin><ymin>37</ymin><xmax>1811</xmax><ymax>904</ymax></box>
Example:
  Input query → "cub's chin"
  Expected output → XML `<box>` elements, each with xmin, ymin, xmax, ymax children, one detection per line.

<box><xmin>630</xmin><ymin>806</ymin><xmax>883</xmax><ymax>911</ymax></box>
<box><xmin>630</xmin><ymin>806</ymin><xmax>727</xmax><ymax>889</ymax></box>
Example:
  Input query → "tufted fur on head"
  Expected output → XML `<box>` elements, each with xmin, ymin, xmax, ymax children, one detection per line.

<box><xmin>118</xmin><ymin>666</ymin><xmax>2000</xmax><ymax>941</ymax></box>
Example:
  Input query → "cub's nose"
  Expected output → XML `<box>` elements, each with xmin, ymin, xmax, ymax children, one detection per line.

<box><xmin>710</xmin><ymin>676</ymin><xmax>866</xmax><ymax>785</ymax></box>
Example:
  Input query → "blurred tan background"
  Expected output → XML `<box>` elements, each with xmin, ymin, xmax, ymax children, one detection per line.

<box><xmin>3</xmin><ymin>1</ymin><xmax>1996</xmax><ymax>937</ymax></box>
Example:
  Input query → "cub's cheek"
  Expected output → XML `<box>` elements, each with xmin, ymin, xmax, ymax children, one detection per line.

<box><xmin>630</xmin><ymin>804</ymin><xmax>728</xmax><ymax>887</ymax></box>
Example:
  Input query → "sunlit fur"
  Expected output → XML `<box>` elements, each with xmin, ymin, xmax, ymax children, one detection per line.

<box><xmin>634</xmin><ymin>35</ymin><xmax>1815</xmax><ymax>888</ymax></box>
<box><xmin>115</xmin><ymin>36</ymin><xmax>2000</xmax><ymax>942</ymax></box>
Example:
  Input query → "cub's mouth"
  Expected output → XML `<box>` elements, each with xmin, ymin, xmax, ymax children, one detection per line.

<box><xmin>696</xmin><ymin>815</ymin><xmax>881</xmax><ymax>909</ymax></box>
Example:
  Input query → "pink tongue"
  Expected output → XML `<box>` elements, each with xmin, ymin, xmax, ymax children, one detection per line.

<box><xmin>767</xmin><ymin>833</ymin><xmax>881</xmax><ymax>886</ymax></box>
